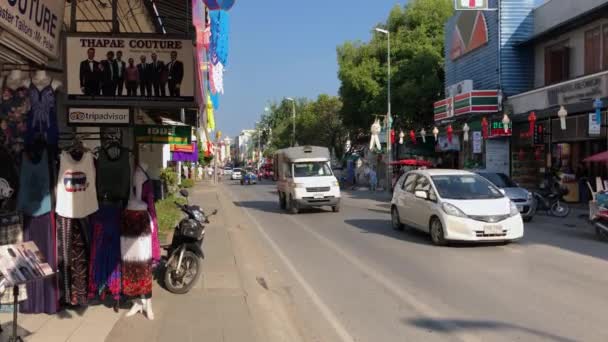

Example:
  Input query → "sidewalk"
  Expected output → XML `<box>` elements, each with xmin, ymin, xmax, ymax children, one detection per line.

<box><xmin>0</xmin><ymin>182</ymin><xmax>264</xmax><ymax>342</ymax></box>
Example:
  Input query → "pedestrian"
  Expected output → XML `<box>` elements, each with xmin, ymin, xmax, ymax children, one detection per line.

<box><xmin>207</xmin><ymin>166</ymin><xmax>213</xmax><ymax>180</ymax></box>
<box><xmin>369</xmin><ymin>168</ymin><xmax>378</xmax><ymax>192</ymax></box>
<box><xmin>198</xmin><ymin>165</ymin><xmax>203</xmax><ymax>180</ymax></box>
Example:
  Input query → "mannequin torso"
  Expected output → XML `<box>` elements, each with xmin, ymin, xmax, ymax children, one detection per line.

<box><xmin>127</xmin><ymin>163</ymin><xmax>149</xmax><ymax>211</ymax></box>
<box><xmin>23</xmin><ymin>70</ymin><xmax>62</xmax><ymax>91</ymax></box>
<box><xmin>2</xmin><ymin>70</ymin><xmax>27</xmax><ymax>90</ymax></box>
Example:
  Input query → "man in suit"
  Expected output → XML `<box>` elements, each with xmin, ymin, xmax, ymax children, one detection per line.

<box><xmin>166</xmin><ymin>51</ymin><xmax>184</xmax><ymax>97</ymax></box>
<box><xmin>100</xmin><ymin>51</ymin><xmax>118</xmax><ymax>96</ymax></box>
<box><xmin>115</xmin><ymin>50</ymin><xmax>126</xmax><ymax>96</ymax></box>
<box><xmin>79</xmin><ymin>48</ymin><xmax>101</xmax><ymax>96</ymax></box>
<box><xmin>137</xmin><ymin>55</ymin><xmax>152</xmax><ymax>97</ymax></box>
<box><xmin>149</xmin><ymin>53</ymin><xmax>166</xmax><ymax>97</ymax></box>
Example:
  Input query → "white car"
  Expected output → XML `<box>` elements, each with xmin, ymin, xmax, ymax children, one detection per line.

<box><xmin>391</xmin><ymin>169</ymin><xmax>524</xmax><ymax>245</ymax></box>
<box><xmin>231</xmin><ymin>168</ymin><xmax>243</xmax><ymax>180</ymax></box>
<box><xmin>224</xmin><ymin>167</ymin><xmax>233</xmax><ymax>176</ymax></box>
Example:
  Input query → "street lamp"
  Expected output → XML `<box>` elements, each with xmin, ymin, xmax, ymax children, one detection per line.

<box><xmin>376</xmin><ymin>27</ymin><xmax>391</xmax><ymax>191</ymax></box>
<box><xmin>286</xmin><ymin>97</ymin><xmax>296</xmax><ymax>146</ymax></box>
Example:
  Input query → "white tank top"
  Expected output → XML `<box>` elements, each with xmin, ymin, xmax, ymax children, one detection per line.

<box><xmin>55</xmin><ymin>151</ymin><xmax>99</xmax><ymax>218</ymax></box>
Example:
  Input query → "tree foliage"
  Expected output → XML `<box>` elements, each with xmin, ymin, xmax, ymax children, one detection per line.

<box><xmin>337</xmin><ymin>0</ymin><xmax>453</xmax><ymax>132</ymax></box>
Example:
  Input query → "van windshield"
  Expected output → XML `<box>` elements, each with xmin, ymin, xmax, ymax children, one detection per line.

<box><xmin>293</xmin><ymin>162</ymin><xmax>333</xmax><ymax>177</ymax></box>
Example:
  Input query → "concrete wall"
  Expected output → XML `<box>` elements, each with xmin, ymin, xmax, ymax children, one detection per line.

<box><xmin>534</xmin><ymin>0</ymin><xmax>607</xmax><ymax>35</ymax></box>
<box><xmin>534</xmin><ymin>18</ymin><xmax>608</xmax><ymax>87</ymax></box>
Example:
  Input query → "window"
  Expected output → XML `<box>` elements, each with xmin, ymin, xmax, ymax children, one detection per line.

<box><xmin>414</xmin><ymin>176</ymin><xmax>437</xmax><ymax>201</ymax></box>
<box><xmin>402</xmin><ymin>174</ymin><xmax>418</xmax><ymax>192</ymax></box>
<box><xmin>293</xmin><ymin>162</ymin><xmax>333</xmax><ymax>177</ymax></box>
<box><xmin>585</xmin><ymin>27</ymin><xmax>601</xmax><ymax>74</ymax></box>
<box><xmin>545</xmin><ymin>41</ymin><xmax>570</xmax><ymax>85</ymax></box>
<box><xmin>431</xmin><ymin>175</ymin><xmax>504</xmax><ymax>200</ymax></box>
<box><xmin>603</xmin><ymin>25</ymin><xmax>608</xmax><ymax>70</ymax></box>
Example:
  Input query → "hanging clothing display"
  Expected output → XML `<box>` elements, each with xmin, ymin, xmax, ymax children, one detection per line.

<box><xmin>121</xmin><ymin>209</ymin><xmax>152</xmax><ymax>298</ymax></box>
<box><xmin>0</xmin><ymin>213</ymin><xmax>27</xmax><ymax>304</ymax></box>
<box><xmin>56</xmin><ymin>215</ymin><xmax>89</xmax><ymax>306</ymax></box>
<box><xmin>0</xmin><ymin>146</ymin><xmax>18</xmax><ymax>210</ymax></box>
<box><xmin>55</xmin><ymin>151</ymin><xmax>99</xmax><ymax>219</ymax></box>
<box><xmin>17</xmin><ymin>150</ymin><xmax>51</xmax><ymax>217</ymax></box>
<box><xmin>211</xmin><ymin>62</ymin><xmax>224</xmax><ymax>94</ymax></box>
<box><xmin>27</xmin><ymin>81</ymin><xmax>58</xmax><ymax>145</ymax></box>
<box><xmin>88</xmin><ymin>205</ymin><xmax>121</xmax><ymax>301</ymax></box>
<box><xmin>141</xmin><ymin>181</ymin><xmax>160</xmax><ymax>266</ymax></box>
<box><xmin>20</xmin><ymin>213</ymin><xmax>58</xmax><ymax>314</ymax></box>
<box><xmin>0</xmin><ymin>80</ymin><xmax>30</xmax><ymax>157</ymax></box>
<box><xmin>96</xmin><ymin>147</ymin><xmax>131</xmax><ymax>203</ymax></box>
<box><xmin>209</xmin><ymin>10</ymin><xmax>230</xmax><ymax>66</ymax></box>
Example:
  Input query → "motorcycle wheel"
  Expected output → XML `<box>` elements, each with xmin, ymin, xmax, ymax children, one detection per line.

<box><xmin>596</xmin><ymin>226</ymin><xmax>608</xmax><ymax>242</ymax></box>
<box><xmin>164</xmin><ymin>250</ymin><xmax>201</xmax><ymax>294</ymax></box>
<box><xmin>550</xmin><ymin>202</ymin><xmax>570</xmax><ymax>217</ymax></box>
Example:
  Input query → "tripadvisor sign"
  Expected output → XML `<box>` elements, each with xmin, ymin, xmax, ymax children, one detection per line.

<box><xmin>134</xmin><ymin>125</ymin><xmax>191</xmax><ymax>145</ymax></box>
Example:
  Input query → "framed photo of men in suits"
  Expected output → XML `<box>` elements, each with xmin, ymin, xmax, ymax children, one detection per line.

<box><xmin>66</xmin><ymin>35</ymin><xmax>195</xmax><ymax>107</ymax></box>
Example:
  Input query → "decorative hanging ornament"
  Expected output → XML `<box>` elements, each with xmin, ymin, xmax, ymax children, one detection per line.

<box><xmin>518</xmin><ymin>148</ymin><xmax>525</xmax><ymax>161</ymax></box>
<box><xmin>462</xmin><ymin>123</ymin><xmax>470</xmax><ymax>142</ymax></box>
<box><xmin>420</xmin><ymin>128</ymin><xmax>426</xmax><ymax>143</ymax></box>
<box><xmin>410</xmin><ymin>130</ymin><xmax>416</xmax><ymax>144</ymax></box>
<box><xmin>390</xmin><ymin>129</ymin><xmax>395</xmax><ymax>144</ymax></box>
<box><xmin>594</xmin><ymin>98</ymin><xmax>603</xmax><ymax>125</ymax></box>
<box><xmin>432</xmin><ymin>126</ymin><xmax>439</xmax><ymax>142</ymax></box>
<box><xmin>446</xmin><ymin>125</ymin><xmax>453</xmax><ymax>143</ymax></box>
<box><xmin>203</xmin><ymin>0</ymin><xmax>235</xmax><ymax>11</ymax></box>
<box><xmin>558</xmin><ymin>105</ymin><xmax>568</xmax><ymax>130</ymax></box>
<box><xmin>535</xmin><ymin>147</ymin><xmax>542</xmax><ymax>161</ymax></box>
<box><xmin>481</xmin><ymin>117</ymin><xmax>489</xmax><ymax>139</ymax></box>
<box><xmin>528</xmin><ymin>112</ymin><xmax>536</xmax><ymax>136</ymax></box>
<box><xmin>502</xmin><ymin>113</ymin><xmax>510</xmax><ymax>133</ymax></box>
<box><xmin>398</xmin><ymin>130</ymin><xmax>404</xmax><ymax>144</ymax></box>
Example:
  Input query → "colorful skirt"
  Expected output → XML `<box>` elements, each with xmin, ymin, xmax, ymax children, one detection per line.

<box><xmin>56</xmin><ymin>215</ymin><xmax>89</xmax><ymax>306</ymax></box>
<box><xmin>121</xmin><ymin>210</ymin><xmax>152</xmax><ymax>298</ymax></box>
<box><xmin>88</xmin><ymin>205</ymin><xmax>121</xmax><ymax>301</ymax></box>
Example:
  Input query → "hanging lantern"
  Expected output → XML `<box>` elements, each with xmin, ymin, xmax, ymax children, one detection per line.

<box><xmin>481</xmin><ymin>117</ymin><xmax>489</xmax><ymax>139</ymax></box>
<box><xmin>535</xmin><ymin>147</ymin><xmax>542</xmax><ymax>161</ymax></box>
<box><xmin>502</xmin><ymin>113</ymin><xmax>510</xmax><ymax>133</ymax></box>
<box><xmin>518</xmin><ymin>149</ymin><xmax>525</xmax><ymax>161</ymax></box>
<box><xmin>398</xmin><ymin>130</ymin><xmax>404</xmax><ymax>144</ymax></box>
<box><xmin>410</xmin><ymin>130</ymin><xmax>417</xmax><ymax>144</ymax></box>
<box><xmin>432</xmin><ymin>126</ymin><xmax>439</xmax><ymax>141</ymax></box>
<box><xmin>420</xmin><ymin>128</ymin><xmax>426</xmax><ymax>143</ymax></box>
<box><xmin>528</xmin><ymin>112</ymin><xmax>536</xmax><ymax>136</ymax></box>
<box><xmin>462</xmin><ymin>123</ymin><xmax>470</xmax><ymax>142</ymax></box>
<box><xmin>594</xmin><ymin>98</ymin><xmax>603</xmax><ymax>125</ymax></box>
<box><xmin>390</xmin><ymin>129</ymin><xmax>395</xmax><ymax>144</ymax></box>
<box><xmin>203</xmin><ymin>0</ymin><xmax>236</xmax><ymax>10</ymax></box>
<box><xmin>446</xmin><ymin>125</ymin><xmax>453</xmax><ymax>143</ymax></box>
<box><xmin>558</xmin><ymin>106</ymin><xmax>568</xmax><ymax>130</ymax></box>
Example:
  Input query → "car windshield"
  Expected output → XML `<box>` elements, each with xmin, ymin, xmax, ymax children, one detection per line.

<box><xmin>293</xmin><ymin>162</ymin><xmax>333</xmax><ymax>177</ymax></box>
<box><xmin>479</xmin><ymin>173</ymin><xmax>516</xmax><ymax>188</ymax></box>
<box><xmin>233</xmin><ymin>169</ymin><xmax>242</xmax><ymax>173</ymax></box>
<box><xmin>431</xmin><ymin>174</ymin><xmax>504</xmax><ymax>200</ymax></box>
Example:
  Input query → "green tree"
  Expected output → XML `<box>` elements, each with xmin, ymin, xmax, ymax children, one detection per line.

<box><xmin>337</xmin><ymin>0</ymin><xmax>453</xmax><ymax>131</ymax></box>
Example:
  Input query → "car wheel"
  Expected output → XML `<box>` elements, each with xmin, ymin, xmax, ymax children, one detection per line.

<box><xmin>391</xmin><ymin>206</ymin><xmax>404</xmax><ymax>231</ymax></box>
<box><xmin>288</xmin><ymin>195</ymin><xmax>299</xmax><ymax>214</ymax></box>
<box><xmin>430</xmin><ymin>217</ymin><xmax>447</xmax><ymax>246</ymax></box>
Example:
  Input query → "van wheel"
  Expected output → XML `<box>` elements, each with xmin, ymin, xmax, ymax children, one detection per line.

<box><xmin>288</xmin><ymin>195</ymin><xmax>299</xmax><ymax>214</ymax></box>
<box><xmin>279</xmin><ymin>192</ymin><xmax>286</xmax><ymax>210</ymax></box>
<box><xmin>332</xmin><ymin>203</ymin><xmax>340</xmax><ymax>213</ymax></box>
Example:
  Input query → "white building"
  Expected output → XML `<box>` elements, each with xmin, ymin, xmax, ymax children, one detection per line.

<box><xmin>235</xmin><ymin>129</ymin><xmax>255</xmax><ymax>165</ymax></box>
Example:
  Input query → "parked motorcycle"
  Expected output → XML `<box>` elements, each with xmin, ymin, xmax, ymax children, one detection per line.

<box><xmin>164</xmin><ymin>189</ymin><xmax>217</xmax><ymax>294</ymax></box>
<box><xmin>588</xmin><ymin>201</ymin><xmax>608</xmax><ymax>242</ymax></box>
<box><xmin>532</xmin><ymin>187</ymin><xmax>570</xmax><ymax>217</ymax></box>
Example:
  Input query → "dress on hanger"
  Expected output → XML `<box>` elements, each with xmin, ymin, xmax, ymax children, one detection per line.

<box><xmin>55</xmin><ymin>151</ymin><xmax>99</xmax><ymax>219</ymax></box>
<box><xmin>121</xmin><ymin>209</ymin><xmax>152</xmax><ymax>298</ymax></box>
<box><xmin>27</xmin><ymin>80</ymin><xmax>58</xmax><ymax>145</ymax></box>
<box><xmin>17</xmin><ymin>150</ymin><xmax>51</xmax><ymax>217</ymax></box>
<box><xmin>141</xmin><ymin>179</ymin><xmax>160</xmax><ymax>266</ymax></box>
<box><xmin>96</xmin><ymin>146</ymin><xmax>131</xmax><ymax>203</ymax></box>
<box><xmin>0</xmin><ymin>77</ymin><xmax>30</xmax><ymax>158</ymax></box>
<box><xmin>88</xmin><ymin>205</ymin><xmax>121</xmax><ymax>301</ymax></box>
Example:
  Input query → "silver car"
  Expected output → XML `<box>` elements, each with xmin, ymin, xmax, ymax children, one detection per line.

<box><xmin>477</xmin><ymin>172</ymin><xmax>535</xmax><ymax>222</ymax></box>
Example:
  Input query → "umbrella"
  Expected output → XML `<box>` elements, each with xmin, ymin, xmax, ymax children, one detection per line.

<box><xmin>584</xmin><ymin>151</ymin><xmax>608</xmax><ymax>162</ymax></box>
<box><xmin>389</xmin><ymin>159</ymin><xmax>433</xmax><ymax>167</ymax></box>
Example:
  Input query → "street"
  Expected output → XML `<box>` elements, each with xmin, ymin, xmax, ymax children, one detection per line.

<box><xmin>223</xmin><ymin>179</ymin><xmax>608</xmax><ymax>342</ymax></box>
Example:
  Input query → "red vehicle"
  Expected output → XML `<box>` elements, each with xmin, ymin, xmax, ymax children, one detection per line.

<box><xmin>260</xmin><ymin>162</ymin><xmax>274</xmax><ymax>180</ymax></box>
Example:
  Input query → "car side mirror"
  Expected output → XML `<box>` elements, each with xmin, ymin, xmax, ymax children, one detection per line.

<box><xmin>499</xmin><ymin>189</ymin><xmax>506</xmax><ymax>195</ymax></box>
<box><xmin>414</xmin><ymin>190</ymin><xmax>428</xmax><ymax>200</ymax></box>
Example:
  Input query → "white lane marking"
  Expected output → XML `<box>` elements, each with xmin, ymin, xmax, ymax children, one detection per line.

<box><xmin>225</xmin><ymin>186</ymin><xmax>355</xmax><ymax>342</ymax></box>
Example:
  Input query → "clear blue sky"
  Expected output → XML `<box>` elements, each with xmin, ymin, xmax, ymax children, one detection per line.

<box><xmin>218</xmin><ymin>0</ymin><xmax>546</xmax><ymax>138</ymax></box>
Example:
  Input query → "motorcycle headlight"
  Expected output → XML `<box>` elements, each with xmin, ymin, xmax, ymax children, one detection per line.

<box><xmin>441</xmin><ymin>203</ymin><xmax>467</xmax><ymax>218</ymax></box>
<box><xmin>510</xmin><ymin>201</ymin><xmax>520</xmax><ymax>217</ymax></box>
<box><xmin>193</xmin><ymin>210</ymin><xmax>205</xmax><ymax>222</ymax></box>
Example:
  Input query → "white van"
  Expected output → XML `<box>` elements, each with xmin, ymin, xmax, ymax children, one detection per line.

<box><xmin>274</xmin><ymin>146</ymin><xmax>341</xmax><ymax>214</ymax></box>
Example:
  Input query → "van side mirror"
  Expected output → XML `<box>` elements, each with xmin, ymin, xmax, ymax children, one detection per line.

<box><xmin>414</xmin><ymin>190</ymin><xmax>428</xmax><ymax>200</ymax></box>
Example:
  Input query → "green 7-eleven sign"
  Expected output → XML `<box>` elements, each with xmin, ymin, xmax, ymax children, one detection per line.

<box><xmin>455</xmin><ymin>0</ymin><xmax>489</xmax><ymax>10</ymax></box>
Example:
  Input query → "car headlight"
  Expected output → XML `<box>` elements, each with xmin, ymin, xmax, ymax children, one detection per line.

<box><xmin>441</xmin><ymin>203</ymin><xmax>467</xmax><ymax>218</ymax></box>
<box><xmin>331</xmin><ymin>181</ymin><xmax>339</xmax><ymax>187</ymax></box>
<box><xmin>510</xmin><ymin>201</ymin><xmax>520</xmax><ymax>217</ymax></box>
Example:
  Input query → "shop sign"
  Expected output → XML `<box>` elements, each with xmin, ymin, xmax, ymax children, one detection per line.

<box><xmin>454</xmin><ymin>0</ymin><xmax>489</xmax><ymax>10</ymax></box>
<box><xmin>589</xmin><ymin>113</ymin><xmax>601</xmax><ymax>136</ymax></box>
<box><xmin>472</xmin><ymin>131</ymin><xmax>482</xmax><ymax>154</ymax></box>
<box><xmin>547</xmin><ymin>75</ymin><xmax>605</xmax><ymax>106</ymax></box>
<box><xmin>134</xmin><ymin>125</ymin><xmax>191</xmax><ymax>145</ymax></box>
<box><xmin>65</xmin><ymin>35</ymin><xmax>195</xmax><ymax>105</ymax></box>
<box><xmin>434</xmin><ymin>90</ymin><xmax>499</xmax><ymax>122</ymax></box>
<box><xmin>489</xmin><ymin>120</ymin><xmax>512</xmax><ymax>137</ymax></box>
<box><xmin>0</xmin><ymin>0</ymin><xmax>65</xmax><ymax>58</ymax></box>
<box><xmin>436</xmin><ymin>136</ymin><xmax>461</xmax><ymax>152</ymax></box>
<box><xmin>67</xmin><ymin>107</ymin><xmax>131</xmax><ymax>126</ymax></box>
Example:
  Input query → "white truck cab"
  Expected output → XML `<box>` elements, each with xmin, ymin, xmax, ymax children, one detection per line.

<box><xmin>274</xmin><ymin>146</ymin><xmax>341</xmax><ymax>214</ymax></box>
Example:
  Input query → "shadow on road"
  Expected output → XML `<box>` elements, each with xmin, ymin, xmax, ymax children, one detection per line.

<box><xmin>406</xmin><ymin>317</ymin><xmax>576</xmax><ymax>342</ymax></box>
<box><xmin>233</xmin><ymin>201</ymin><xmax>330</xmax><ymax>215</ymax></box>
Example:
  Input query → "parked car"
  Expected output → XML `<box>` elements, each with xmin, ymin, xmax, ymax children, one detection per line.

<box><xmin>224</xmin><ymin>167</ymin><xmax>233</xmax><ymax>176</ymax></box>
<box><xmin>476</xmin><ymin>172</ymin><xmax>535</xmax><ymax>222</ymax></box>
<box><xmin>391</xmin><ymin>169</ymin><xmax>524</xmax><ymax>245</ymax></box>
<box><xmin>231</xmin><ymin>168</ymin><xmax>243</xmax><ymax>180</ymax></box>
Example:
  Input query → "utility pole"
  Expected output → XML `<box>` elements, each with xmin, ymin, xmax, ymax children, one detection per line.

<box><xmin>376</xmin><ymin>27</ymin><xmax>391</xmax><ymax>191</ymax></box>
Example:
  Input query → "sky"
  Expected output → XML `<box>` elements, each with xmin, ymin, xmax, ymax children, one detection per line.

<box><xmin>217</xmin><ymin>0</ymin><xmax>546</xmax><ymax>138</ymax></box>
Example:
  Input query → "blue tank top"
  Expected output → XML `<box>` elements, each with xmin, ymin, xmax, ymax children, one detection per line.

<box><xmin>17</xmin><ymin>151</ymin><xmax>51</xmax><ymax>216</ymax></box>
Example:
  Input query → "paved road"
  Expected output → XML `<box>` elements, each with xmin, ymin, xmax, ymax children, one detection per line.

<box><xmin>223</xmin><ymin>180</ymin><xmax>608</xmax><ymax>342</ymax></box>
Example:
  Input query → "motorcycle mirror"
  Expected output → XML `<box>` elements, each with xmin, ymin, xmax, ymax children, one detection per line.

<box><xmin>180</xmin><ymin>189</ymin><xmax>189</xmax><ymax>198</ymax></box>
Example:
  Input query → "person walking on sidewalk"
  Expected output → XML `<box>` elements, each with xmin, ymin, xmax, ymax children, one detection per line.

<box><xmin>369</xmin><ymin>168</ymin><xmax>378</xmax><ymax>192</ymax></box>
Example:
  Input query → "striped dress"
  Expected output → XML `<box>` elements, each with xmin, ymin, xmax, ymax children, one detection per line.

<box><xmin>120</xmin><ymin>209</ymin><xmax>152</xmax><ymax>298</ymax></box>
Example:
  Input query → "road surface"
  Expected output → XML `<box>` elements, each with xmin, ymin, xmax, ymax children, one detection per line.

<box><xmin>223</xmin><ymin>180</ymin><xmax>608</xmax><ymax>342</ymax></box>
